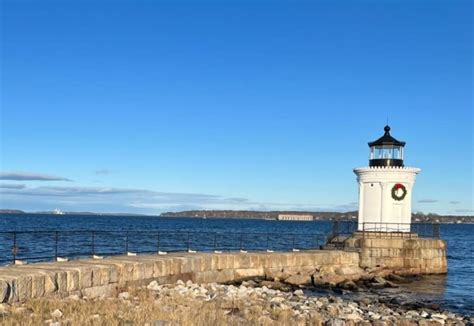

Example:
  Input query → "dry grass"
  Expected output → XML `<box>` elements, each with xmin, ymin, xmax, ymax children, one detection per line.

<box><xmin>0</xmin><ymin>288</ymin><xmax>320</xmax><ymax>326</ymax></box>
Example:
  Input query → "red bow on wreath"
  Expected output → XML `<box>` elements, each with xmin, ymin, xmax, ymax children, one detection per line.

<box><xmin>392</xmin><ymin>183</ymin><xmax>407</xmax><ymax>201</ymax></box>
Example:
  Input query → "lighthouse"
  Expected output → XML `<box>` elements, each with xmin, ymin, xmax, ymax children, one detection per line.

<box><xmin>354</xmin><ymin>126</ymin><xmax>420</xmax><ymax>232</ymax></box>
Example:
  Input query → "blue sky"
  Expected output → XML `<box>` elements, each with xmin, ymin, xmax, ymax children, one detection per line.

<box><xmin>0</xmin><ymin>0</ymin><xmax>472</xmax><ymax>215</ymax></box>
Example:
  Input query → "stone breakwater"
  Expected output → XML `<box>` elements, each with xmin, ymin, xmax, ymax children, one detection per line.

<box><xmin>0</xmin><ymin>237</ymin><xmax>448</xmax><ymax>305</ymax></box>
<box><xmin>0</xmin><ymin>250</ymin><xmax>361</xmax><ymax>303</ymax></box>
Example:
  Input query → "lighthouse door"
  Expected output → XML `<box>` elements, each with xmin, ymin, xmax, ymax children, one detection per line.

<box><xmin>362</xmin><ymin>182</ymin><xmax>382</xmax><ymax>225</ymax></box>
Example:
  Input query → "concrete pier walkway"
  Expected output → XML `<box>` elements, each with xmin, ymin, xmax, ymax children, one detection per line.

<box><xmin>0</xmin><ymin>250</ymin><xmax>359</xmax><ymax>303</ymax></box>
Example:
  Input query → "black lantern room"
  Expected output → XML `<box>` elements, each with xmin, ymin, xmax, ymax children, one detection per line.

<box><xmin>368</xmin><ymin>125</ymin><xmax>405</xmax><ymax>167</ymax></box>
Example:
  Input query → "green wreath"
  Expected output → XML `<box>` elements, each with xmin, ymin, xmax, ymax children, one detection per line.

<box><xmin>392</xmin><ymin>183</ymin><xmax>407</xmax><ymax>201</ymax></box>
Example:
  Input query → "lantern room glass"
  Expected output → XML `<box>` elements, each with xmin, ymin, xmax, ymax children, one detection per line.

<box><xmin>370</xmin><ymin>146</ymin><xmax>403</xmax><ymax>160</ymax></box>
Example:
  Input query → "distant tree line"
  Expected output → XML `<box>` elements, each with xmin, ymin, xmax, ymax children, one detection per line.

<box><xmin>159</xmin><ymin>210</ymin><xmax>474</xmax><ymax>224</ymax></box>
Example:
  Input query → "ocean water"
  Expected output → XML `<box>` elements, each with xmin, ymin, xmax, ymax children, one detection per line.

<box><xmin>0</xmin><ymin>214</ymin><xmax>472</xmax><ymax>315</ymax></box>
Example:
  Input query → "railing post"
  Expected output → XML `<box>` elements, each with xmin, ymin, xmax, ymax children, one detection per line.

<box><xmin>55</xmin><ymin>231</ymin><xmax>59</xmax><ymax>261</ymax></box>
<box><xmin>187</xmin><ymin>232</ymin><xmax>190</xmax><ymax>251</ymax></box>
<box><xmin>433</xmin><ymin>223</ymin><xmax>440</xmax><ymax>238</ymax></box>
<box><xmin>12</xmin><ymin>232</ymin><xmax>17</xmax><ymax>264</ymax></box>
<box><xmin>125</xmin><ymin>231</ymin><xmax>129</xmax><ymax>253</ymax></box>
<box><xmin>213</xmin><ymin>232</ymin><xmax>217</xmax><ymax>251</ymax></box>
<box><xmin>332</xmin><ymin>220</ymin><xmax>339</xmax><ymax>237</ymax></box>
<box><xmin>156</xmin><ymin>232</ymin><xmax>160</xmax><ymax>251</ymax></box>
<box><xmin>91</xmin><ymin>231</ymin><xmax>95</xmax><ymax>256</ymax></box>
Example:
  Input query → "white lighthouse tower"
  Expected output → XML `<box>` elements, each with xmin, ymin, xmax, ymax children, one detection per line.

<box><xmin>354</xmin><ymin>126</ymin><xmax>420</xmax><ymax>232</ymax></box>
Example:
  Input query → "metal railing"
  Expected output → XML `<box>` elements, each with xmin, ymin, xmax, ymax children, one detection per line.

<box><xmin>360</xmin><ymin>222</ymin><xmax>440</xmax><ymax>239</ymax></box>
<box><xmin>0</xmin><ymin>230</ymin><xmax>328</xmax><ymax>265</ymax></box>
<box><xmin>331</xmin><ymin>220</ymin><xmax>357</xmax><ymax>237</ymax></box>
<box><xmin>329</xmin><ymin>221</ymin><xmax>441</xmax><ymax>239</ymax></box>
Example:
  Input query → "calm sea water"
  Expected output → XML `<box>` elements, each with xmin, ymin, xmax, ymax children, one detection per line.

<box><xmin>0</xmin><ymin>214</ymin><xmax>472</xmax><ymax>315</ymax></box>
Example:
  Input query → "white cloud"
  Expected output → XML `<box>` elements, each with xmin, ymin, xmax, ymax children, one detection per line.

<box><xmin>0</xmin><ymin>184</ymin><xmax>354</xmax><ymax>214</ymax></box>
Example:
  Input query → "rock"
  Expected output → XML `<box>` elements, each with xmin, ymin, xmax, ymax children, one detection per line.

<box><xmin>338</xmin><ymin>280</ymin><xmax>358</xmax><ymax>291</ymax></box>
<box><xmin>314</xmin><ymin>300</ymin><xmax>324</xmax><ymax>308</ymax></box>
<box><xmin>431</xmin><ymin>313</ymin><xmax>447</xmax><ymax>320</ymax></box>
<box><xmin>419</xmin><ymin>320</ymin><xmax>444</xmax><ymax>326</ymax></box>
<box><xmin>66</xmin><ymin>294</ymin><xmax>81</xmax><ymax>301</ymax></box>
<box><xmin>319</xmin><ymin>265</ymin><xmax>336</xmax><ymax>275</ymax></box>
<box><xmin>371</xmin><ymin>276</ymin><xmax>391</xmax><ymax>288</ymax></box>
<box><xmin>326</xmin><ymin>318</ymin><xmax>345</xmax><ymax>326</ymax></box>
<box><xmin>49</xmin><ymin>322</ymin><xmax>61</xmax><ymax>326</ymax></box>
<box><xmin>260</xmin><ymin>281</ymin><xmax>289</xmax><ymax>291</ymax></box>
<box><xmin>368</xmin><ymin>311</ymin><xmax>381</xmax><ymax>320</ymax></box>
<box><xmin>387</xmin><ymin>274</ymin><xmax>410</xmax><ymax>283</ymax></box>
<box><xmin>118</xmin><ymin>292</ymin><xmax>130</xmax><ymax>300</ymax></box>
<box><xmin>326</xmin><ymin>304</ymin><xmax>340</xmax><ymax>317</ymax></box>
<box><xmin>285</xmin><ymin>274</ymin><xmax>311</xmax><ymax>286</ymax></box>
<box><xmin>344</xmin><ymin>313</ymin><xmax>362</xmax><ymax>321</ymax></box>
<box><xmin>50</xmin><ymin>309</ymin><xmax>63</xmax><ymax>318</ymax></box>
<box><xmin>293</xmin><ymin>289</ymin><xmax>304</xmax><ymax>297</ymax></box>
<box><xmin>335</xmin><ymin>266</ymin><xmax>362</xmax><ymax>276</ymax></box>
<box><xmin>420</xmin><ymin>311</ymin><xmax>429</xmax><ymax>318</ymax></box>
<box><xmin>147</xmin><ymin>281</ymin><xmax>160</xmax><ymax>291</ymax></box>
<box><xmin>186</xmin><ymin>280</ymin><xmax>193</xmax><ymax>287</ymax></box>
<box><xmin>176</xmin><ymin>280</ymin><xmax>185</xmax><ymax>286</ymax></box>
<box><xmin>241</xmin><ymin>280</ymin><xmax>258</xmax><ymax>287</ymax></box>
<box><xmin>270</xmin><ymin>296</ymin><xmax>286</xmax><ymax>304</ymax></box>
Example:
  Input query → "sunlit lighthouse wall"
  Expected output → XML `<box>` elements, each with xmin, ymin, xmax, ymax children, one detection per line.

<box><xmin>354</xmin><ymin>126</ymin><xmax>420</xmax><ymax>232</ymax></box>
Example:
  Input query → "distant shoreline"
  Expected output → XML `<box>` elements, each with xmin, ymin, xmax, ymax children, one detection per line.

<box><xmin>1</xmin><ymin>209</ymin><xmax>472</xmax><ymax>224</ymax></box>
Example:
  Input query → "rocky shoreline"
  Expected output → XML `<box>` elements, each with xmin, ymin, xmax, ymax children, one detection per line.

<box><xmin>1</xmin><ymin>273</ymin><xmax>472</xmax><ymax>325</ymax></box>
<box><xmin>146</xmin><ymin>278</ymin><xmax>471</xmax><ymax>325</ymax></box>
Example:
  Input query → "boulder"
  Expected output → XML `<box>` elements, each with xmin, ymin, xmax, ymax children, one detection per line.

<box><xmin>387</xmin><ymin>274</ymin><xmax>410</xmax><ymax>283</ymax></box>
<box><xmin>241</xmin><ymin>280</ymin><xmax>258</xmax><ymax>287</ymax></box>
<box><xmin>147</xmin><ymin>281</ymin><xmax>160</xmax><ymax>291</ymax></box>
<box><xmin>335</xmin><ymin>266</ymin><xmax>362</xmax><ymax>276</ymax></box>
<box><xmin>293</xmin><ymin>289</ymin><xmax>304</xmax><ymax>297</ymax></box>
<box><xmin>285</xmin><ymin>274</ymin><xmax>311</xmax><ymax>286</ymax></box>
<box><xmin>338</xmin><ymin>280</ymin><xmax>359</xmax><ymax>291</ymax></box>
<box><xmin>259</xmin><ymin>281</ymin><xmax>289</xmax><ymax>291</ymax></box>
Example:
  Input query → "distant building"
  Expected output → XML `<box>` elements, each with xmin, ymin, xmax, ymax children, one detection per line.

<box><xmin>277</xmin><ymin>214</ymin><xmax>313</xmax><ymax>221</ymax></box>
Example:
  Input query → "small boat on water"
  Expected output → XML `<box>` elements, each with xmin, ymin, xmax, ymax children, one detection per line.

<box><xmin>53</xmin><ymin>209</ymin><xmax>65</xmax><ymax>215</ymax></box>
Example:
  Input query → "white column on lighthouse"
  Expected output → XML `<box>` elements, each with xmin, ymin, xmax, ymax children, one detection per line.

<box><xmin>354</xmin><ymin>126</ymin><xmax>420</xmax><ymax>233</ymax></box>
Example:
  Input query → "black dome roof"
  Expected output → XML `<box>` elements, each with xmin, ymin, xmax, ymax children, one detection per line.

<box><xmin>368</xmin><ymin>125</ymin><xmax>406</xmax><ymax>147</ymax></box>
